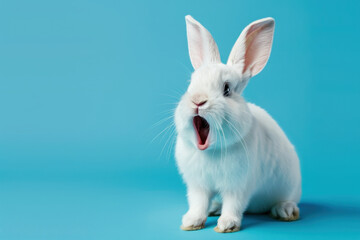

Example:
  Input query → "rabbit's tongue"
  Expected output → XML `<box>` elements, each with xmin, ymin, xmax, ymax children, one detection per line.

<box><xmin>193</xmin><ymin>116</ymin><xmax>210</xmax><ymax>150</ymax></box>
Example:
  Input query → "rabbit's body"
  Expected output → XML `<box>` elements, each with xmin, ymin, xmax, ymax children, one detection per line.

<box><xmin>176</xmin><ymin>102</ymin><xmax>301</xmax><ymax>214</ymax></box>
<box><xmin>175</xmin><ymin>15</ymin><xmax>301</xmax><ymax>233</ymax></box>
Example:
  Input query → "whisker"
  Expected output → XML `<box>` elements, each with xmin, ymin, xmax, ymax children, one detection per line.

<box><xmin>217</xmin><ymin>118</ymin><xmax>227</xmax><ymax>162</ymax></box>
<box><xmin>167</xmin><ymin>131</ymin><xmax>177</xmax><ymax>161</ymax></box>
<box><xmin>151</xmin><ymin>122</ymin><xmax>175</xmax><ymax>143</ymax></box>
<box><xmin>212</xmin><ymin>117</ymin><xmax>224</xmax><ymax>163</ymax></box>
<box><xmin>150</xmin><ymin>115</ymin><xmax>174</xmax><ymax>129</ymax></box>
<box><xmin>160</xmin><ymin>124</ymin><xmax>176</xmax><ymax>161</ymax></box>
<box><xmin>221</xmin><ymin>116</ymin><xmax>250</xmax><ymax>181</ymax></box>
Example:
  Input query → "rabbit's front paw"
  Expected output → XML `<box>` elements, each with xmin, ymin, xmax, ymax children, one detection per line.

<box><xmin>180</xmin><ymin>212</ymin><xmax>206</xmax><ymax>231</ymax></box>
<box><xmin>214</xmin><ymin>215</ymin><xmax>241</xmax><ymax>233</ymax></box>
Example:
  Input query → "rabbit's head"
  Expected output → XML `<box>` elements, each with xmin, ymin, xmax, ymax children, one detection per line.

<box><xmin>175</xmin><ymin>15</ymin><xmax>275</xmax><ymax>151</ymax></box>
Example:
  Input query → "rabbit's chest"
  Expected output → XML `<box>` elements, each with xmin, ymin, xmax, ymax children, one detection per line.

<box><xmin>178</xmin><ymin>149</ymin><xmax>249</xmax><ymax>190</ymax></box>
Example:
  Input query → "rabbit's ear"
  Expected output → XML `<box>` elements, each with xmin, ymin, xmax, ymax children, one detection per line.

<box><xmin>227</xmin><ymin>18</ymin><xmax>275</xmax><ymax>77</ymax></box>
<box><xmin>185</xmin><ymin>15</ymin><xmax>220</xmax><ymax>70</ymax></box>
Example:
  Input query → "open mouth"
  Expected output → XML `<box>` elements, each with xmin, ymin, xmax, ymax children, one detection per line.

<box><xmin>193</xmin><ymin>116</ymin><xmax>210</xmax><ymax>150</ymax></box>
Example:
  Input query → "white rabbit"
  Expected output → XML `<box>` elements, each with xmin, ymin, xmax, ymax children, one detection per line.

<box><xmin>174</xmin><ymin>15</ymin><xmax>301</xmax><ymax>233</ymax></box>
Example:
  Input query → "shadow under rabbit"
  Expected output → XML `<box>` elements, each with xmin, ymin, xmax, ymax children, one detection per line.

<box><xmin>203</xmin><ymin>201</ymin><xmax>360</xmax><ymax>231</ymax></box>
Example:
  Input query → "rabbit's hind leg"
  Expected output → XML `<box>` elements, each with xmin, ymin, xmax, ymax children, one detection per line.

<box><xmin>270</xmin><ymin>201</ymin><xmax>299</xmax><ymax>221</ymax></box>
<box><xmin>208</xmin><ymin>198</ymin><xmax>222</xmax><ymax>216</ymax></box>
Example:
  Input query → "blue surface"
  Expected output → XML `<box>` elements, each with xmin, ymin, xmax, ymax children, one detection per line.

<box><xmin>0</xmin><ymin>0</ymin><xmax>360</xmax><ymax>239</ymax></box>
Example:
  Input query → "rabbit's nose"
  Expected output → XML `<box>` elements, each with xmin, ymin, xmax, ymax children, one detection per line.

<box><xmin>192</xmin><ymin>94</ymin><xmax>208</xmax><ymax>107</ymax></box>
<box><xmin>192</xmin><ymin>100</ymin><xmax>207</xmax><ymax>107</ymax></box>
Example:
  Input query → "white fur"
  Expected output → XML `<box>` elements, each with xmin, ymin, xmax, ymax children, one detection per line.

<box><xmin>175</xmin><ymin>15</ymin><xmax>301</xmax><ymax>232</ymax></box>
<box><xmin>185</xmin><ymin>15</ymin><xmax>221</xmax><ymax>69</ymax></box>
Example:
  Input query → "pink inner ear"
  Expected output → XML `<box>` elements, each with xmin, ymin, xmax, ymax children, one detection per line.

<box><xmin>185</xmin><ymin>15</ymin><xmax>221</xmax><ymax>70</ymax></box>
<box><xmin>188</xmin><ymin>24</ymin><xmax>204</xmax><ymax>69</ymax></box>
<box><xmin>242</xmin><ymin>21</ymin><xmax>274</xmax><ymax>76</ymax></box>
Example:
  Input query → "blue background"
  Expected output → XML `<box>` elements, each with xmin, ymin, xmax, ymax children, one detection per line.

<box><xmin>0</xmin><ymin>0</ymin><xmax>359</xmax><ymax>239</ymax></box>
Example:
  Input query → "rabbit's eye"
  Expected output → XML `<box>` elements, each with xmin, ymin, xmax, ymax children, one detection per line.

<box><xmin>223</xmin><ymin>83</ymin><xmax>231</xmax><ymax>97</ymax></box>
